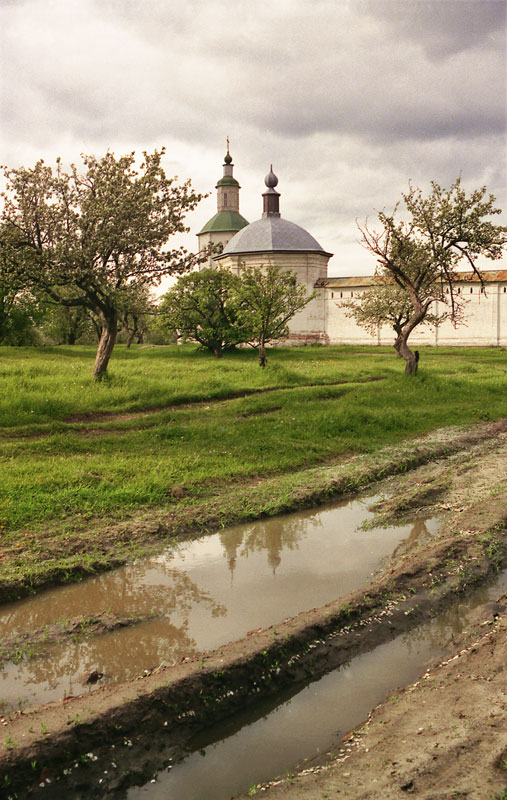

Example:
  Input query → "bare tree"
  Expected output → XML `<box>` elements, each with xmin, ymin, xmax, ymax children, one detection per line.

<box><xmin>342</xmin><ymin>274</ymin><xmax>454</xmax><ymax>356</ymax></box>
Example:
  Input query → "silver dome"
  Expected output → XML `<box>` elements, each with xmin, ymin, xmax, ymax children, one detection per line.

<box><xmin>221</xmin><ymin>215</ymin><xmax>331</xmax><ymax>256</ymax></box>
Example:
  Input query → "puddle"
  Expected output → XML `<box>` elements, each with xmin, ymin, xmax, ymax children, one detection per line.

<box><xmin>126</xmin><ymin>570</ymin><xmax>507</xmax><ymax>800</ymax></box>
<box><xmin>0</xmin><ymin>496</ymin><xmax>439</xmax><ymax>710</ymax></box>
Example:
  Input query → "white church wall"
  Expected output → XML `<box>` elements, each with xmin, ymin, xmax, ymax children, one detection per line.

<box><xmin>216</xmin><ymin>250</ymin><xmax>330</xmax><ymax>343</ymax></box>
<box><xmin>197</xmin><ymin>230</ymin><xmax>234</xmax><ymax>269</ymax></box>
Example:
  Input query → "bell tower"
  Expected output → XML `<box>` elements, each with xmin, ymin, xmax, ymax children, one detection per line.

<box><xmin>197</xmin><ymin>140</ymin><xmax>249</xmax><ymax>268</ymax></box>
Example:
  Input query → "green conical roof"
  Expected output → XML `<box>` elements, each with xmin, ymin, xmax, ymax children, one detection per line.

<box><xmin>198</xmin><ymin>210</ymin><xmax>249</xmax><ymax>235</ymax></box>
<box><xmin>216</xmin><ymin>175</ymin><xmax>240</xmax><ymax>187</ymax></box>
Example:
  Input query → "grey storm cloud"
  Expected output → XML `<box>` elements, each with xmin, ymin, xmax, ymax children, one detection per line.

<box><xmin>2</xmin><ymin>0</ymin><xmax>504</xmax><ymax>148</ymax></box>
<box><xmin>1</xmin><ymin>0</ymin><xmax>505</xmax><ymax>273</ymax></box>
<box><xmin>365</xmin><ymin>0</ymin><xmax>507</xmax><ymax>59</ymax></box>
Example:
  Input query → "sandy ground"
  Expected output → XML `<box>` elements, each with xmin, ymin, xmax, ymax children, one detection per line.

<box><xmin>1</xmin><ymin>422</ymin><xmax>506</xmax><ymax>799</ymax></box>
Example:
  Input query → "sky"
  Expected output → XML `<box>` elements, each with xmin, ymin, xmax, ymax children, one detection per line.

<box><xmin>1</xmin><ymin>0</ymin><xmax>506</xmax><ymax>278</ymax></box>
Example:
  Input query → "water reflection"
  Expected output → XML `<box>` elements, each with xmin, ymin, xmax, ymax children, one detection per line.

<box><xmin>125</xmin><ymin>572</ymin><xmax>507</xmax><ymax>800</ymax></box>
<box><xmin>220</xmin><ymin>512</ymin><xmax>316</xmax><ymax>577</ymax></box>
<box><xmin>0</xmin><ymin>562</ymin><xmax>225</xmax><ymax>709</ymax></box>
<box><xmin>401</xmin><ymin>579</ymin><xmax>496</xmax><ymax>656</ymax></box>
<box><xmin>390</xmin><ymin>518</ymin><xmax>433</xmax><ymax>560</ymax></box>
<box><xmin>0</xmin><ymin>495</ymin><xmax>439</xmax><ymax>710</ymax></box>
<box><xmin>126</xmin><ymin>570</ymin><xmax>507</xmax><ymax>800</ymax></box>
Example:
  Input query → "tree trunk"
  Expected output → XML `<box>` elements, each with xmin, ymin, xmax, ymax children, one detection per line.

<box><xmin>125</xmin><ymin>314</ymin><xmax>139</xmax><ymax>349</ymax></box>
<box><xmin>93</xmin><ymin>313</ymin><xmax>117</xmax><ymax>379</ymax></box>
<box><xmin>258</xmin><ymin>339</ymin><xmax>267</xmax><ymax>368</ymax></box>
<box><xmin>394</xmin><ymin>332</ymin><xmax>417</xmax><ymax>375</ymax></box>
<box><xmin>213</xmin><ymin>346</ymin><xmax>222</xmax><ymax>358</ymax></box>
<box><xmin>89</xmin><ymin>314</ymin><xmax>103</xmax><ymax>342</ymax></box>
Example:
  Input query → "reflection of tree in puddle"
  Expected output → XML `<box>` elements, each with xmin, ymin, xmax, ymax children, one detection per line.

<box><xmin>400</xmin><ymin>583</ymin><xmax>493</xmax><ymax>658</ymax></box>
<box><xmin>0</xmin><ymin>560</ymin><xmax>225</xmax><ymax>634</ymax></box>
<box><xmin>389</xmin><ymin>518</ymin><xmax>434</xmax><ymax>560</ymax></box>
<box><xmin>376</xmin><ymin>518</ymin><xmax>434</xmax><ymax>575</ymax></box>
<box><xmin>219</xmin><ymin>514</ymin><xmax>322</xmax><ymax>577</ymax></box>
<box><xmin>0</xmin><ymin>561</ymin><xmax>225</xmax><ymax>708</ymax></box>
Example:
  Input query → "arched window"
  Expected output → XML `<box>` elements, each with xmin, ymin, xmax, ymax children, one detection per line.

<box><xmin>340</xmin><ymin>291</ymin><xmax>343</xmax><ymax>298</ymax></box>
<box><xmin>223</xmin><ymin>193</ymin><xmax>227</xmax><ymax>207</ymax></box>
<box><xmin>470</xmin><ymin>287</ymin><xmax>473</xmax><ymax>294</ymax></box>
<box><xmin>331</xmin><ymin>291</ymin><xmax>334</xmax><ymax>298</ymax></box>
<box><xmin>351</xmin><ymin>291</ymin><xmax>354</xmax><ymax>297</ymax></box>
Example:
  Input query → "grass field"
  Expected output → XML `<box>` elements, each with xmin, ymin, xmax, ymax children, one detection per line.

<box><xmin>0</xmin><ymin>343</ymin><xmax>506</xmax><ymax>595</ymax></box>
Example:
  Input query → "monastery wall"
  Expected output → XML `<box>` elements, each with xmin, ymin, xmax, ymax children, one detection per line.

<box><xmin>325</xmin><ymin>274</ymin><xmax>507</xmax><ymax>347</ymax></box>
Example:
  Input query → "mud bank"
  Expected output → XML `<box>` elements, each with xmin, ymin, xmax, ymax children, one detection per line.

<box><xmin>1</xmin><ymin>423</ymin><xmax>506</xmax><ymax>798</ymax></box>
<box><xmin>1</xmin><ymin>529</ymin><xmax>506</xmax><ymax>794</ymax></box>
<box><xmin>0</xmin><ymin>612</ymin><xmax>149</xmax><ymax>669</ymax></box>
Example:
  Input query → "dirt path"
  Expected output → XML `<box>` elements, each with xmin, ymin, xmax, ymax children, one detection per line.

<box><xmin>0</xmin><ymin>423</ymin><xmax>506</xmax><ymax>798</ymax></box>
<box><xmin>235</xmin><ymin>429</ymin><xmax>507</xmax><ymax>799</ymax></box>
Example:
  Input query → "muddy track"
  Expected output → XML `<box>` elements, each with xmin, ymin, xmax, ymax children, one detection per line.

<box><xmin>0</xmin><ymin>377</ymin><xmax>385</xmax><ymax>441</ymax></box>
<box><xmin>1</xmin><ymin>422</ymin><xmax>506</xmax><ymax>798</ymax></box>
<box><xmin>1</xmin><ymin>493</ymin><xmax>506</xmax><ymax>795</ymax></box>
<box><xmin>61</xmin><ymin>376</ymin><xmax>386</xmax><ymax>426</ymax></box>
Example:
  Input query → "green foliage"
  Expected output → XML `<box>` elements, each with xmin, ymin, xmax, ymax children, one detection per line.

<box><xmin>0</xmin><ymin>291</ymin><xmax>41</xmax><ymax>345</ymax></box>
<box><xmin>38</xmin><ymin>298</ymin><xmax>96</xmax><ymax>345</ymax></box>
<box><xmin>159</xmin><ymin>264</ymin><xmax>313</xmax><ymax>364</ymax></box>
<box><xmin>238</xmin><ymin>264</ymin><xmax>314</xmax><ymax>366</ymax></box>
<box><xmin>0</xmin><ymin>235</ymin><xmax>42</xmax><ymax>344</ymax></box>
<box><xmin>116</xmin><ymin>284</ymin><xmax>158</xmax><ymax>348</ymax></box>
<box><xmin>0</xmin><ymin>150</ymin><xmax>203</xmax><ymax>376</ymax></box>
<box><xmin>159</xmin><ymin>268</ymin><xmax>248</xmax><ymax>357</ymax></box>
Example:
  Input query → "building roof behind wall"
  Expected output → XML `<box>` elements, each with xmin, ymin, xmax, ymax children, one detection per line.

<box><xmin>321</xmin><ymin>269</ymin><xmax>507</xmax><ymax>289</ymax></box>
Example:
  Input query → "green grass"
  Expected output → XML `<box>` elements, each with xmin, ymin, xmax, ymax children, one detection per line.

<box><xmin>0</xmin><ymin>344</ymin><xmax>506</xmax><ymax>534</ymax></box>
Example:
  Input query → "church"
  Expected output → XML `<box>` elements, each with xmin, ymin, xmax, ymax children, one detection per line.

<box><xmin>197</xmin><ymin>149</ymin><xmax>507</xmax><ymax>348</ymax></box>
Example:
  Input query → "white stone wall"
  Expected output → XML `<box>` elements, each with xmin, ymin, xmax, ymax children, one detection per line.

<box><xmin>325</xmin><ymin>277</ymin><xmax>507</xmax><ymax>347</ymax></box>
<box><xmin>197</xmin><ymin>230</ymin><xmax>234</xmax><ymax>269</ymax></box>
<box><xmin>435</xmin><ymin>283</ymin><xmax>507</xmax><ymax>346</ymax></box>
